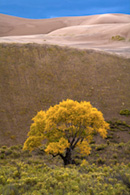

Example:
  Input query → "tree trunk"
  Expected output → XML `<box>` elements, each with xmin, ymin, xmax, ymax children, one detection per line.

<box><xmin>61</xmin><ymin>148</ymin><xmax>75</xmax><ymax>166</ymax></box>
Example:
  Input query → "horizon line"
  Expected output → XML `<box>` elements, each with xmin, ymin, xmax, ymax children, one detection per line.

<box><xmin>0</xmin><ymin>12</ymin><xmax>130</xmax><ymax>20</ymax></box>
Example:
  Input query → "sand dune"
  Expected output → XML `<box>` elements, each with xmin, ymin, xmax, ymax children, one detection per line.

<box><xmin>0</xmin><ymin>13</ymin><xmax>130</xmax><ymax>57</ymax></box>
<box><xmin>80</xmin><ymin>14</ymin><xmax>130</xmax><ymax>25</ymax></box>
<box><xmin>0</xmin><ymin>13</ymin><xmax>130</xmax><ymax>36</ymax></box>
<box><xmin>49</xmin><ymin>23</ymin><xmax>130</xmax><ymax>40</ymax></box>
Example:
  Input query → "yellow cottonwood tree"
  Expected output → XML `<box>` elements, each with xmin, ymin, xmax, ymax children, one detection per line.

<box><xmin>23</xmin><ymin>99</ymin><xmax>109</xmax><ymax>165</ymax></box>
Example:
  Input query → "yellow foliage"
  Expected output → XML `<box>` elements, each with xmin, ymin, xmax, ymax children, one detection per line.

<box><xmin>77</xmin><ymin>140</ymin><xmax>91</xmax><ymax>155</ymax></box>
<box><xmin>23</xmin><ymin>99</ymin><xmax>109</xmax><ymax>158</ymax></box>
<box><xmin>45</xmin><ymin>137</ymin><xmax>70</xmax><ymax>155</ymax></box>
<box><xmin>80</xmin><ymin>159</ymin><xmax>89</xmax><ymax>167</ymax></box>
<box><xmin>28</xmin><ymin>111</ymin><xmax>46</xmax><ymax>137</ymax></box>
<box><xmin>23</xmin><ymin>136</ymin><xmax>44</xmax><ymax>152</ymax></box>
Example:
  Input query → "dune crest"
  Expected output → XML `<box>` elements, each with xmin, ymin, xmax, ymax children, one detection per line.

<box><xmin>0</xmin><ymin>13</ymin><xmax>130</xmax><ymax>57</ymax></box>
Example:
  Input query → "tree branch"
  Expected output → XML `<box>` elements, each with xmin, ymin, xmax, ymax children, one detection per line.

<box><xmin>70</xmin><ymin>135</ymin><xmax>76</xmax><ymax>147</ymax></box>
<box><xmin>72</xmin><ymin>137</ymin><xmax>81</xmax><ymax>149</ymax></box>
<box><xmin>51</xmin><ymin>153</ymin><xmax>59</xmax><ymax>158</ymax></box>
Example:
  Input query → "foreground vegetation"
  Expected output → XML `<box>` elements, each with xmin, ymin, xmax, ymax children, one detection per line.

<box><xmin>0</xmin><ymin>139</ymin><xmax>130</xmax><ymax>194</ymax></box>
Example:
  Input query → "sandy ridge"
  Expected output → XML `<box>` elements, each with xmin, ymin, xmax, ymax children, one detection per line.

<box><xmin>0</xmin><ymin>13</ymin><xmax>130</xmax><ymax>57</ymax></box>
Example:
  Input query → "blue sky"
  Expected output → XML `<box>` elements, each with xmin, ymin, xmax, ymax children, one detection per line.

<box><xmin>0</xmin><ymin>0</ymin><xmax>130</xmax><ymax>19</ymax></box>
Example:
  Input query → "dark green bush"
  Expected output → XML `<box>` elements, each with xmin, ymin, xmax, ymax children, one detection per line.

<box><xmin>2</xmin><ymin>184</ymin><xmax>20</xmax><ymax>195</ymax></box>
<box><xmin>23</xmin><ymin>177</ymin><xmax>38</xmax><ymax>186</ymax></box>
<box><xmin>97</xmin><ymin>158</ymin><xmax>105</xmax><ymax>165</ymax></box>
<box><xmin>95</xmin><ymin>144</ymin><xmax>107</xmax><ymax>151</ymax></box>
<box><xmin>0</xmin><ymin>153</ymin><xmax>5</xmax><ymax>159</ymax></box>
<box><xmin>11</xmin><ymin>151</ymin><xmax>21</xmax><ymax>158</ymax></box>
<box><xmin>120</xmin><ymin>109</ymin><xmax>130</xmax><ymax>116</ymax></box>
<box><xmin>5</xmin><ymin>149</ymin><xmax>12</xmax><ymax>156</ymax></box>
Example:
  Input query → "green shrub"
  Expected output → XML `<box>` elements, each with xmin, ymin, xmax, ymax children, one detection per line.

<box><xmin>120</xmin><ymin>173</ymin><xmax>130</xmax><ymax>189</ymax></box>
<box><xmin>11</xmin><ymin>151</ymin><xmax>21</xmax><ymax>158</ymax></box>
<box><xmin>5</xmin><ymin>149</ymin><xmax>12</xmax><ymax>156</ymax></box>
<box><xmin>0</xmin><ymin>162</ymin><xmax>130</xmax><ymax>194</ymax></box>
<box><xmin>96</xmin><ymin>144</ymin><xmax>107</xmax><ymax>151</ymax></box>
<box><xmin>0</xmin><ymin>176</ymin><xmax>7</xmax><ymax>185</ymax></box>
<box><xmin>2</xmin><ymin>184</ymin><xmax>19</xmax><ymax>195</ymax></box>
<box><xmin>10</xmin><ymin>145</ymin><xmax>20</xmax><ymax>150</ymax></box>
<box><xmin>2</xmin><ymin>146</ymin><xmax>7</xmax><ymax>149</ymax></box>
<box><xmin>97</xmin><ymin>158</ymin><xmax>106</xmax><ymax>165</ymax></box>
<box><xmin>23</xmin><ymin>177</ymin><xmax>38</xmax><ymax>186</ymax></box>
<box><xmin>106</xmin><ymin>135</ymin><xmax>113</xmax><ymax>139</ymax></box>
<box><xmin>120</xmin><ymin>109</ymin><xmax>130</xmax><ymax>116</ymax></box>
<box><xmin>113</xmin><ymin>154</ymin><xmax>118</xmax><ymax>159</ymax></box>
<box><xmin>112</xmin><ymin>35</ymin><xmax>125</xmax><ymax>41</ymax></box>
<box><xmin>118</xmin><ymin>142</ymin><xmax>125</xmax><ymax>148</ymax></box>
<box><xmin>0</xmin><ymin>153</ymin><xmax>5</xmax><ymax>159</ymax></box>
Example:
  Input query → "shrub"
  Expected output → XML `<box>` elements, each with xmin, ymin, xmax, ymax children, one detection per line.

<box><xmin>23</xmin><ymin>177</ymin><xmax>38</xmax><ymax>186</ymax></box>
<box><xmin>113</xmin><ymin>154</ymin><xmax>118</xmax><ymax>159</ymax></box>
<box><xmin>2</xmin><ymin>184</ymin><xmax>19</xmax><ymax>195</ymax></box>
<box><xmin>11</xmin><ymin>151</ymin><xmax>21</xmax><ymax>158</ymax></box>
<box><xmin>96</xmin><ymin>144</ymin><xmax>107</xmax><ymax>151</ymax></box>
<box><xmin>121</xmin><ymin>174</ymin><xmax>130</xmax><ymax>189</ymax></box>
<box><xmin>0</xmin><ymin>176</ymin><xmax>6</xmax><ymax>185</ymax></box>
<box><xmin>120</xmin><ymin>109</ymin><xmax>130</xmax><ymax>116</ymax></box>
<box><xmin>97</xmin><ymin>158</ymin><xmax>105</xmax><ymax>165</ymax></box>
<box><xmin>0</xmin><ymin>160</ymin><xmax>130</xmax><ymax>194</ymax></box>
<box><xmin>0</xmin><ymin>153</ymin><xmax>5</xmax><ymax>159</ymax></box>
<box><xmin>112</xmin><ymin>35</ymin><xmax>125</xmax><ymax>41</ymax></box>
<box><xmin>2</xmin><ymin>146</ymin><xmax>7</xmax><ymax>149</ymax></box>
<box><xmin>5</xmin><ymin>149</ymin><xmax>12</xmax><ymax>156</ymax></box>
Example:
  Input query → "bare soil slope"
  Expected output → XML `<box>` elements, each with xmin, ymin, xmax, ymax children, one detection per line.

<box><xmin>0</xmin><ymin>44</ymin><xmax>130</xmax><ymax>146</ymax></box>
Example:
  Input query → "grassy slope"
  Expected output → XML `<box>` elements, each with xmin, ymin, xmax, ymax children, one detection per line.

<box><xmin>0</xmin><ymin>43</ymin><xmax>130</xmax><ymax>146</ymax></box>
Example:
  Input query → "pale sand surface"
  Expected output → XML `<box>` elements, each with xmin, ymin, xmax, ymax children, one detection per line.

<box><xmin>0</xmin><ymin>13</ymin><xmax>130</xmax><ymax>58</ymax></box>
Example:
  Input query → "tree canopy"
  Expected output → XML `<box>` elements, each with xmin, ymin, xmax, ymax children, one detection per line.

<box><xmin>23</xmin><ymin>99</ymin><xmax>109</xmax><ymax>165</ymax></box>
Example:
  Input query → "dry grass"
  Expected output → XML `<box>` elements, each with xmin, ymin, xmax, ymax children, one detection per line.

<box><xmin>0</xmin><ymin>43</ymin><xmax>130</xmax><ymax>146</ymax></box>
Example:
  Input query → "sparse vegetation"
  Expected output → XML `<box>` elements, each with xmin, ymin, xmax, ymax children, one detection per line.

<box><xmin>111</xmin><ymin>35</ymin><xmax>125</xmax><ymax>41</ymax></box>
<box><xmin>95</xmin><ymin>144</ymin><xmax>107</xmax><ymax>151</ymax></box>
<box><xmin>120</xmin><ymin>109</ymin><xmax>130</xmax><ymax>116</ymax></box>
<box><xmin>0</xmin><ymin>43</ymin><xmax>130</xmax><ymax>146</ymax></box>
